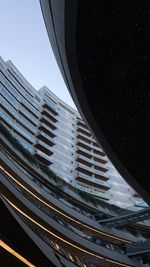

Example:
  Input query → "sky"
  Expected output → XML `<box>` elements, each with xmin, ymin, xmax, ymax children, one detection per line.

<box><xmin>0</xmin><ymin>0</ymin><xmax>76</xmax><ymax>109</ymax></box>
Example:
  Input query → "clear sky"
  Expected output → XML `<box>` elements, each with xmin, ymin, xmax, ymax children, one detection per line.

<box><xmin>0</xmin><ymin>0</ymin><xmax>76</xmax><ymax>109</ymax></box>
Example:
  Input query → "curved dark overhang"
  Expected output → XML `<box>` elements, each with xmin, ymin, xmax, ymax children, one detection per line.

<box><xmin>40</xmin><ymin>0</ymin><xmax>150</xmax><ymax>205</ymax></box>
<box><xmin>0</xmin><ymin>199</ymin><xmax>54</xmax><ymax>267</ymax></box>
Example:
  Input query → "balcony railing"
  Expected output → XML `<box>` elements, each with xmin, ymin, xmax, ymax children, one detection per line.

<box><xmin>77</xmin><ymin>125</ymin><xmax>91</xmax><ymax>137</ymax></box>
<box><xmin>43</xmin><ymin>101</ymin><xmax>58</xmax><ymax>116</ymax></box>
<box><xmin>77</xmin><ymin>154</ymin><xmax>108</xmax><ymax>170</ymax></box>
<box><xmin>36</xmin><ymin>131</ymin><xmax>55</xmax><ymax>146</ymax></box>
<box><xmin>19</xmin><ymin>108</ymin><xmax>38</xmax><ymax>125</ymax></box>
<box><xmin>34</xmin><ymin>149</ymin><xmax>52</xmax><ymax>165</ymax></box>
<box><xmin>76</xmin><ymin>173</ymin><xmax>110</xmax><ymax>191</ymax></box>
<box><xmin>77</xmin><ymin>146</ymin><xmax>106</xmax><ymax>159</ymax></box>
<box><xmin>21</xmin><ymin>98</ymin><xmax>39</xmax><ymax>118</ymax></box>
<box><xmin>38</xmin><ymin>122</ymin><xmax>56</xmax><ymax>138</ymax></box>
<box><xmin>41</xmin><ymin>108</ymin><xmax>57</xmax><ymax>122</ymax></box>
<box><xmin>75</xmin><ymin>183</ymin><xmax>109</xmax><ymax>200</ymax></box>
<box><xmin>40</xmin><ymin>115</ymin><xmax>56</xmax><ymax>130</ymax></box>
<box><xmin>34</xmin><ymin>140</ymin><xmax>53</xmax><ymax>156</ymax></box>
<box><xmin>77</xmin><ymin>133</ymin><xmax>92</xmax><ymax>144</ymax></box>
<box><xmin>76</xmin><ymin>171</ymin><xmax>108</xmax><ymax>186</ymax></box>
<box><xmin>77</xmin><ymin>140</ymin><xmax>92</xmax><ymax>151</ymax></box>
<box><xmin>76</xmin><ymin>162</ymin><xmax>109</xmax><ymax>178</ymax></box>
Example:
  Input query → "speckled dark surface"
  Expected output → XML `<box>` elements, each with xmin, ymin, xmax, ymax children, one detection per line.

<box><xmin>76</xmin><ymin>1</ymin><xmax>150</xmax><ymax>194</ymax></box>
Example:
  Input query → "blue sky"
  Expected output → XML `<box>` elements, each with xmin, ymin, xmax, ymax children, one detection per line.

<box><xmin>0</xmin><ymin>0</ymin><xmax>76</xmax><ymax>109</ymax></box>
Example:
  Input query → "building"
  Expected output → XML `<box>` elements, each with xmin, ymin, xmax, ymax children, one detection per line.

<box><xmin>0</xmin><ymin>56</ymin><xmax>147</xmax><ymax>210</ymax></box>
<box><xmin>1</xmin><ymin>56</ymin><xmax>150</xmax><ymax>266</ymax></box>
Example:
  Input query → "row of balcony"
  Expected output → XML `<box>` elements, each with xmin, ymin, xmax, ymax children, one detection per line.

<box><xmin>38</xmin><ymin>122</ymin><xmax>56</xmax><ymax>138</ymax></box>
<box><xmin>1</xmin><ymin>97</ymin><xmax>37</xmax><ymax>135</ymax></box>
<box><xmin>77</xmin><ymin>124</ymin><xmax>91</xmax><ymax>137</ymax></box>
<box><xmin>34</xmin><ymin>140</ymin><xmax>53</xmax><ymax>156</ymax></box>
<box><xmin>19</xmin><ymin>107</ymin><xmax>38</xmax><ymax>126</ymax></box>
<box><xmin>75</xmin><ymin>182</ymin><xmax>109</xmax><ymax>200</ymax></box>
<box><xmin>21</xmin><ymin>98</ymin><xmax>39</xmax><ymax>118</ymax></box>
<box><xmin>77</xmin><ymin>133</ymin><xmax>92</xmax><ymax>144</ymax></box>
<box><xmin>42</xmin><ymin>101</ymin><xmax>58</xmax><ymax>116</ymax></box>
<box><xmin>77</xmin><ymin>132</ymin><xmax>103</xmax><ymax>152</ymax></box>
<box><xmin>35</xmin><ymin>116</ymin><xmax>57</xmax><ymax>165</ymax></box>
<box><xmin>77</xmin><ymin>139</ymin><xmax>105</xmax><ymax>156</ymax></box>
<box><xmin>76</xmin><ymin>171</ymin><xmax>109</xmax><ymax>187</ymax></box>
<box><xmin>36</xmin><ymin>131</ymin><xmax>54</xmax><ymax>146</ymax></box>
<box><xmin>1</xmin><ymin>111</ymin><xmax>35</xmax><ymax>144</ymax></box>
<box><xmin>76</xmin><ymin>154</ymin><xmax>108</xmax><ymax>172</ymax></box>
<box><xmin>34</xmin><ymin>149</ymin><xmax>53</xmax><ymax>165</ymax></box>
<box><xmin>8</xmin><ymin>65</ymin><xmax>35</xmax><ymax>98</ymax></box>
<box><xmin>76</xmin><ymin>172</ymin><xmax>110</xmax><ymax>191</ymax></box>
<box><xmin>40</xmin><ymin>115</ymin><xmax>57</xmax><ymax>130</ymax></box>
<box><xmin>41</xmin><ymin>107</ymin><xmax>57</xmax><ymax>123</ymax></box>
<box><xmin>77</xmin><ymin>146</ymin><xmax>106</xmax><ymax>160</ymax></box>
<box><xmin>77</xmin><ymin>120</ymin><xmax>88</xmax><ymax>129</ymax></box>
<box><xmin>2</xmin><ymin>66</ymin><xmax>40</xmax><ymax>110</ymax></box>
<box><xmin>0</xmin><ymin>74</ymin><xmax>22</xmax><ymax>103</ymax></box>
<box><xmin>76</xmin><ymin>163</ymin><xmax>109</xmax><ymax>181</ymax></box>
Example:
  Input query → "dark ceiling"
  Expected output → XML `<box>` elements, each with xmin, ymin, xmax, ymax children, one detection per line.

<box><xmin>75</xmin><ymin>1</ymin><xmax>150</xmax><ymax>201</ymax></box>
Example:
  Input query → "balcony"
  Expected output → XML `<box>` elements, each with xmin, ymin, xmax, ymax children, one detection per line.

<box><xmin>76</xmin><ymin>162</ymin><xmax>109</xmax><ymax>180</ymax></box>
<box><xmin>38</xmin><ymin>123</ymin><xmax>56</xmax><ymax>138</ymax></box>
<box><xmin>93</xmin><ymin>156</ymin><xmax>107</xmax><ymax>165</ymax></box>
<box><xmin>41</xmin><ymin>108</ymin><xmax>57</xmax><ymax>122</ymax></box>
<box><xmin>93</xmin><ymin>141</ymin><xmax>99</xmax><ymax>146</ymax></box>
<box><xmin>94</xmin><ymin>164</ymin><xmax>108</xmax><ymax>173</ymax></box>
<box><xmin>77</xmin><ymin>120</ymin><xmax>88</xmax><ymax>129</ymax></box>
<box><xmin>43</xmin><ymin>102</ymin><xmax>58</xmax><ymax>116</ymax></box>
<box><xmin>76</xmin><ymin>154</ymin><xmax>108</xmax><ymax>171</ymax></box>
<box><xmin>34</xmin><ymin>149</ymin><xmax>52</xmax><ymax>166</ymax></box>
<box><xmin>0</xmin><ymin>74</ymin><xmax>22</xmax><ymax>102</ymax></box>
<box><xmin>1</xmin><ymin>98</ymin><xmax>37</xmax><ymax>135</ymax></box>
<box><xmin>77</xmin><ymin>125</ymin><xmax>91</xmax><ymax>137</ymax></box>
<box><xmin>92</xmin><ymin>145</ymin><xmax>104</xmax><ymax>153</ymax></box>
<box><xmin>94</xmin><ymin>173</ymin><xmax>109</xmax><ymax>181</ymax></box>
<box><xmin>76</xmin><ymin>156</ymin><xmax>92</xmax><ymax>167</ymax></box>
<box><xmin>75</xmin><ymin>183</ymin><xmax>109</xmax><ymax>200</ymax></box>
<box><xmin>93</xmin><ymin>148</ymin><xmax>105</xmax><ymax>157</ymax></box>
<box><xmin>76</xmin><ymin>147</ymin><xmax>92</xmax><ymax>159</ymax></box>
<box><xmin>76</xmin><ymin>171</ymin><xmax>107</xmax><ymax>185</ymax></box>
<box><xmin>92</xmin><ymin>143</ymin><xmax>104</xmax><ymax>153</ymax></box>
<box><xmin>40</xmin><ymin>115</ymin><xmax>56</xmax><ymax>130</ymax></box>
<box><xmin>19</xmin><ymin>108</ymin><xmax>38</xmax><ymax>126</ymax></box>
<box><xmin>21</xmin><ymin>99</ymin><xmax>39</xmax><ymax>118</ymax></box>
<box><xmin>77</xmin><ymin>140</ymin><xmax>92</xmax><ymax>151</ymax></box>
<box><xmin>76</xmin><ymin>172</ymin><xmax>110</xmax><ymax>191</ymax></box>
<box><xmin>1</xmin><ymin>98</ymin><xmax>16</xmax><ymax>120</ymax></box>
<box><xmin>36</xmin><ymin>131</ymin><xmax>55</xmax><ymax>146</ymax></box>
<box><xmin>34</xmin><ymin>140</ymin><xmax>53</xmax><ymax>156</ymax></box>
<box><xmin>77</xmin><ymin>146</ymin><xmax>107</xmax><ymax>161</ymax></box>
<box><xmin>0</xmin><ymin>111</ymin><xmax>35</xmax><ymax>144</ymax></box>
<box><xmin>77</xmin><ymin>133</ymin><xmax>92</xmax><ymax>144</ymax></box>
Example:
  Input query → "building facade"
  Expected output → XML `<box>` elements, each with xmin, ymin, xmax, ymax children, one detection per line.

<box><xmin>0</xmin><ymin>56</ymin><xmax>146</xmax><ymax>209</ymax></box>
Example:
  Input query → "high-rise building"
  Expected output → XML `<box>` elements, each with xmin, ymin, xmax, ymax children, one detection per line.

<box><xmin>0</xmin><ymin>56</ymin><xmax>147</xmax><ymax>210</ymax></box>
<box><xmin>1</xmin><ymin>56</ymin><xmax>150</xmax><ymax>267</ymax></box>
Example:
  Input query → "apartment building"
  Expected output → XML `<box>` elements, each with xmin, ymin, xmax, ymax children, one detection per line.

<box><xmin>0</xmin><ymin>56</ymin><xmax>146</xmax><ymax>209</ymax></box>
